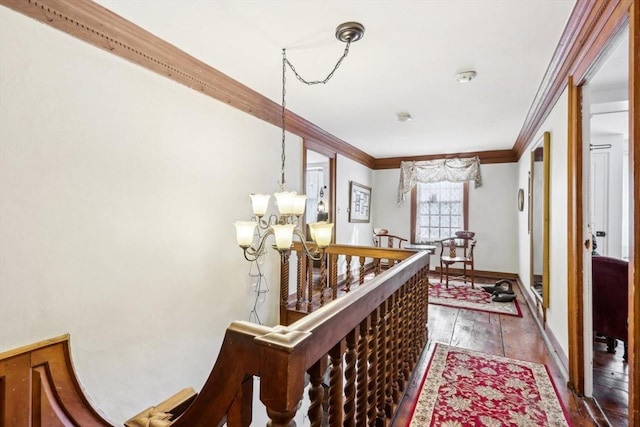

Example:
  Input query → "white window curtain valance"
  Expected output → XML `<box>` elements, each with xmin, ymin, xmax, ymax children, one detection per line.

<box><xmin>397</xmin><ymin>156</ymin><xmax>482</xmax><ymax>204</ymax></box>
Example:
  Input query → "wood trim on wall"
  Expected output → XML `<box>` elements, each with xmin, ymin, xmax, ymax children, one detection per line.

<box><xmin>0</xmin><ymin>0</ymin><xmax>376</xmax><ymax>169</ymax></box>
<box><xmin>566</xmin><ymin>76</ymin><xmax>584</xmax><ymax>396</ymax></box>
<box><xmin>629</xmin><ymin>2</ymin><xmax>639</xmax><ymax>424</ymax></box>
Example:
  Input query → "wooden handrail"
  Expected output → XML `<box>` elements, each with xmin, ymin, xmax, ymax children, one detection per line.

<box><xmin>284</xmin><ymin>251</ymin><xmax>429</xmax><ymax>364</ymax></box>
<box><xmin>282</xmin><ymin>242</ymin><xmax>421</xmax><ymax>324</ymax></box>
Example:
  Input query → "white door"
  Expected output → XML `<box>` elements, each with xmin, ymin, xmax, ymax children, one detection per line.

<box><xmin>590</xmin><ymin>152</ymin><xmax>609</xmax><ymax>255</ymax></box>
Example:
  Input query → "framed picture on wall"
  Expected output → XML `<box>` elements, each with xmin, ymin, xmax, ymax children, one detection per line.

<box><xmin>348</xmin><ymin>181</ymin><xmax>371</xmax><ymax>223</ymax></box>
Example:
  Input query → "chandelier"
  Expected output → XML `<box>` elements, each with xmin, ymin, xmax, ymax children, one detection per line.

<box><xmin>234</xmin><ymin>22</ymin><xmax>365</xmax><ymax>263</ymax></box>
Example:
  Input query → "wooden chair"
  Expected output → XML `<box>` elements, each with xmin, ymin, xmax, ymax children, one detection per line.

<box><xmin>372</xmin><ymin>230</ymin><xmax>407</xmax><ymax>249</ymax></box>
<box><xmin>439</xmin><ymin>232</ymin><xmax>476</xmax><ymax>288</ymax></box>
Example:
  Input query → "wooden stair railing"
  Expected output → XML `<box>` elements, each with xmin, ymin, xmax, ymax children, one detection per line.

<box><xmin>1</xmin><ymin>250</ymin><xmax>430</xmax><ymax>427</ymax></box>
<box><xmin>282</xmin><ymin>243</ymin><xmax>421</xmax><ymax>325</ymax></box>
<box><xmin>255</xmin><ymin>250</ymin><xmax>431</xmax><ymax>425</ymax></box>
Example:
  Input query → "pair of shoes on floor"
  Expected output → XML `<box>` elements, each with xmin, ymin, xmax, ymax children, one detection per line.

<box><xmin>482</xmin><ymin>279</ymin><xmax>517</xmax><ymax>302</ymax></box>
<box><xmin>481</xmin><ymin>279</ymin><xmax>513</xmax><ymax>295</ymax></box>
<box><xmin>492</xmin><ymin>293</ymin><xmax>517</xmax><ymax>302</ymax></box>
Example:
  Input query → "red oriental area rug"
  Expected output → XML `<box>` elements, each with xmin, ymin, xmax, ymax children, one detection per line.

<box><xmin>428</xmin><ymin>280</ymin><xmax>522</xmax><ymax>317</ymax></box>
<box><xmin>408</xmin><ymin>344</ymin><xmax>572</xmax><ymax>426</ymax></box>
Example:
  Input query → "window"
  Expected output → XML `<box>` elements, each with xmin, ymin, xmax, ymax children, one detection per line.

<box><xmin>411</xmin><ymin>181</ymin><xmax>468</xmax><ymax>243</ymax></box>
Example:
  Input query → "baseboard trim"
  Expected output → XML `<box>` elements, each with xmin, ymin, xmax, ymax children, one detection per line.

<box><xmin>514</xmin><ymin>276</ymin><xmax>570</xmax><ymax>380</ymax></box>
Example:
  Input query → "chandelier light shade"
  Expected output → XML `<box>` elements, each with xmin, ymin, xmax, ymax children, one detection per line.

<box><xmin>234</xmin><ymin>22</ymin><xmax>364</xmax><ymax>264</ymax></box>
<box><xmin>274</xmin><ymin>191</ymin><xmax>297</xmax><ymax>215</ymax></box>
<box><xmin>250</xmin><ymin>194</ymin><xmax>270</xmax><ymax>216</ymax></box>
<box><xmin>310</xmin><ymin>222</ymin><xmax>334</xmax><ymax>248</ymax></box>
<box><xmin>272</xmin><ymin>224</ymin><xmax>296</xmax><ymax>250</ymax></box>
<box><xmin>234</xmin><ymin>221</ymin><xmax>257</xmax><ymax>248</ymax></box>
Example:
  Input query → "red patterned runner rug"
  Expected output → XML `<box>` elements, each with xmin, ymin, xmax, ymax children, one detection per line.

<box><xmin>429</xmin><ymin>280</ymin><xmax>522</xmax><ymax>317</ymax></box>
<box><xmin>408</xmin><ymin>344</ymin><xmax>572</xmax><ymax>426</ymax></box>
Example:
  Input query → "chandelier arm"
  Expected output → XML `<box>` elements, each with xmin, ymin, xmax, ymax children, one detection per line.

<box><xmin>283</xmin><ymin>40</ymin><xmax>352</xmax><ymax>86</ymax></box>
<box><xmin>256</xmin><ymin>213</ymin><xmax>278</xmax><ymax>230</ymax></box>
<box><xmin>244</xmin><ymin>228</ymin><xmax>276</xmax><ymax>261</ymax></box>
<box><xmin>293</xmin><ymin>229</ymin><xmax>325</xmax><ymax>261</ymax></box>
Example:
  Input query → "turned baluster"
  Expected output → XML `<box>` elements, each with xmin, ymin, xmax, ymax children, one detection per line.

<box><xmin>328</xmin><ymin>341</ymin><xmax>345</xmax><ymax>426</ymax></box>
<box><xmin>344</xmin><ymin>329</ymin><xmax>357</xmax><ymax>427</ymax></box>
<box><xmin>319</xmin><ymin>253</ymin><xmax>327</xmax><ymax>307</ymax></box>
<box><xmin>307</xmin><ymin>358</ymin><xmax>327</xmax><ymax>427</ymax></box>
<box><xmin>280</xmin><ymin>252</ymin><xmax>290</xmax><ymax>323</ymax></box>
<box><xmin>331</xmin><ymin>254</ymin><xmax>338</xmax><ymax>300</ymax></box>
<box><xmin>356</xmin><ymin>318</ymin><xmax>370</xmax><ymax>426</ymax></box>
<box><xmin>359</xmin><ymin>256</ymin><xmax>366</xmax><ymax>286</ymax></box>
<box><xmin>407</xmin><ymin>276</ymin><xmax>418</xmax><ymax>370</ymax></box>
<box><xmin>376</xmin><ymin>301</ymin><xmax>387</xmax><ymax>424</ymax></box>
<box><xmin>398</xmin><ymin>285</ymin><xmax>410</xmax><ymax>390</ymax></box>
<box><xmin>420</xmin><ymin>269</ymin><xmax>430</xmax><ymax>345</ymax></box>
<box><xmin>266</xmin><ymin>408</ymin><xmax>298</xmax><ymax>427</ymax></box>
<box><xmin>345</xmin><ymin>255</ymin><xmax>353</xmax><ymax>292</ymax></box>
<box><xmin>307</xmin><ymin>257</ymin><xmax>314</xmax><ymax>312</ymax></box>
<box><xmin>366</xmin><ymin>309</ymin><xmax>379</xmax><ymax>425</ymax></box>
<box><xmin>296</xmin><ymin>252</ymin><xmax>303</xmax><ymax>310</ymax></box>
<box><xmin>388</xmin><ymin>292</ymin><xmax>400</xmax><ymax>406</ymax></box>
<box><xmin>412</xmin><ymin>275</ymin><xmax>422</xmax><ymax>363</ymax></box>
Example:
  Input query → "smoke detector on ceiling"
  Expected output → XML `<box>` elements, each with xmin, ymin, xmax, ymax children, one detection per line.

<box><xmin>397</xmin><ymin>112</ymin><xmax>412</xmax><ymax>122</ymax></box>
<box><xmin>455</xmin><ymin>71</ymin><xmax>477</xmax><ymax>83</ymax></box>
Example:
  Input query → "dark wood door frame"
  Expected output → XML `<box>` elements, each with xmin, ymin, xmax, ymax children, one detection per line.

<box><xmin>567</xmin><ymin>2</ymin><xmax>639</xmax><ymax>425</ymax></box>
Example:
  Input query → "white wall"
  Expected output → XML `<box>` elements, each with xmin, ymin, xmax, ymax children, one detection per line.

<box><xmin>335</xmin><ymin>154</ymin><xmax>374</xmax><ymax>246</ymax></box>
<box><xmin>0</xmin><ymin>8</ymin><xmax>301</xmax><ymax>423</ymax></box>
<box><xmin>372</xmin><ymin>169</ymin><xmax>409</xmax><ymax>239</ymax></box>
<box><xmin>372</xmin><ymin>163</ymin><xmax>519</xmax><ymax>274</ymax></box>
<box><xmin>518</xmin><ymin>88</ymin><xmax>570</xmax><ymax>360</ymax></box>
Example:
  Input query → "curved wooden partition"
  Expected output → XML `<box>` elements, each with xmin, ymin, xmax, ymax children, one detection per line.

<box><xmin>1</xmin><ymin>250</ymin><xmax>430</xmax><ymax>426</ymax></box>
<box><xmin>0</xmin><ymin>334</ymin><xmax>111</xmax><ymax>426</ymax></box>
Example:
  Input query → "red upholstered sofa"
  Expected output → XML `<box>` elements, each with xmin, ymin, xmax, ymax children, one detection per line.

<box><xmin>592</xmin><ymin>255</ymin><xmax>629</xmax><ymax>361</ymax></box>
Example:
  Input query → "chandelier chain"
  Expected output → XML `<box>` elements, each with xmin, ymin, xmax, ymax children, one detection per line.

<box><xmin>284</xmin><ymin>40</ymin><xmax>352</xmax><ymax>86</ymax></box>
<box><xmin>281</xmin><ymin>49</ymin><xmax>287</xmax><ymax>190</ymax></box>
<box><xmin>280</xmin><ymin>41</ymin><xmax>353</xmax><ymax>190</ymax></box>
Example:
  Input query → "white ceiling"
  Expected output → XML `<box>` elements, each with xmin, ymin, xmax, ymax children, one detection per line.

<box><xmin>94</xmin><ymin>0</ymin><xmax>580</xmax><ymax>159</ymax></box>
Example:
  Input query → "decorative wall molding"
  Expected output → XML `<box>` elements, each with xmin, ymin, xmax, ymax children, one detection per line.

<box><xmin>513</xmin><ymin>0</ymin><xmax>632</xmax><ymax>158</ymax></box>
<box><xmin>0</xmin><ymin>0</ymin><xmax>376</xmax><ymax>168</ymax></box>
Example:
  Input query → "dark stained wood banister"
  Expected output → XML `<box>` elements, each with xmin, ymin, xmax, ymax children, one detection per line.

<box><xmin>280</xmin><ymin>251</ymin><xmax>428</xmax><ymax>362</ymax></box>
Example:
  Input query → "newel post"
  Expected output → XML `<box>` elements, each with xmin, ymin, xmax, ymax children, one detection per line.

<box><xmin>255</xmin><ymin>328</ymin><xmax>311</xmax><ymax>427</ymax></box>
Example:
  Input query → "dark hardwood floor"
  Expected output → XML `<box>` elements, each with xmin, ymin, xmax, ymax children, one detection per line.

<box><xmin>593</xmin><ymin>339</ymin><xmax>629</xmax><ymax>426</ymax></box>
<box><xmin>392</xmin><ymin>274</ymin><xmax>628</xmax><ymax>426</ymax></box>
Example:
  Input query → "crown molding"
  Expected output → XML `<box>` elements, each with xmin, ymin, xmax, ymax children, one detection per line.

<box><xmin>0</xmin><ymin>0</ymin><xmax>376</xmax><ymax>169</ymax></box>
<box><xmin>513</xmin><ymin>0</ymin><xmax>632</xmax><ymax>158</ymax></box>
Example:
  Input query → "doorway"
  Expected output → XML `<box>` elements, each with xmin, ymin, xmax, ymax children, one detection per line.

<box><xmin>304</xmin><ymin>145</ymin><xmax>336</xmax><ymax>239</ymax></box>
<box><xmin>583</xmin><ymin>27</ymin><xmax>630</xmax><ymax>424</ymax></box>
